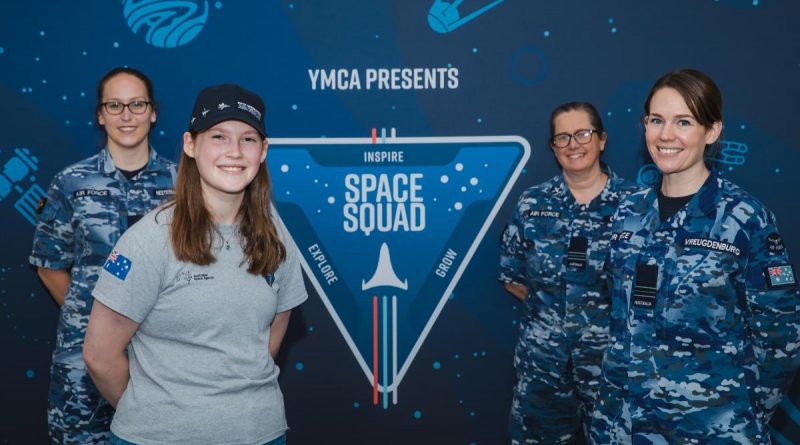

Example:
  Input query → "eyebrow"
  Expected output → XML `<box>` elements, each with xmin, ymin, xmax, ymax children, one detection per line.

<box><xmin>649</xmin><ymin>112</ymin><xmax>695</xmax><ymax>120</ymax></box>
<box><xmin>102</xmin><ymin>96</ymin><xmax>148</xmax><ymax>101</ymax></box>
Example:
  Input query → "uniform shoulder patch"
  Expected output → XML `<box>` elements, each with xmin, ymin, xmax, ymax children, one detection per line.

<box><xmin>35</xmin><ymin>197</ymin><xmax>47</xmax><ymax>214</ymax></box>
<box><xmin>766</xmin><ymin>232</ymin><xmax>786</xmax><ymax>254</ymax></box>
<box><xmin>764</xmin><ymin>264</ymin><xmax>796</xmax><ymax>289</ymax></box>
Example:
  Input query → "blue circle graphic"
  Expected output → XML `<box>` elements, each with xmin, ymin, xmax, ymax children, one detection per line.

<box><xmin>123</xmin><ymin>0</ymin><xmax>209</xmax><ymax>49</ymax></box>
<box><xmin>636</xmin><ymin>163</ymin><xmax>661</xmax><ymax>188</ymax></box>
<box><xmin>509</xmin><ymin>47</ymin><xmax>549</xmax><ymax>86</ymax></box>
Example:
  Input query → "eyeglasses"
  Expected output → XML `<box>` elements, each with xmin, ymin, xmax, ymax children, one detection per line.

<box><xmin>102</xmin><ymin>100</ymin><xmax>151</xmax><ymax>115</ymax></box>
<box><xmin>551</xmin><ymin>129</ymin><xmax>598</xmax><ymax>149</ymax></box>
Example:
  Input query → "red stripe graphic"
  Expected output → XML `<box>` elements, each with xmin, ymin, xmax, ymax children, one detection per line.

<box><xmin>373</xmin><ymin>295</ymin><xmax>379</xmax><ymax>405</ymax></box>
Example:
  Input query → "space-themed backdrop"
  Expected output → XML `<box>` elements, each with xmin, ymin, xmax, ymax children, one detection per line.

<box><xmin>2</xmin><ymin>1</ymin><xmax>800</xmax><ymax>443</ymax></box>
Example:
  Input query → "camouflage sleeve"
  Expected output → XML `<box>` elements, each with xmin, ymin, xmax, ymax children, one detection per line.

<box><xmin>29</xmin><ymin>174</ymin><xmax>74</xmax><ymax>269</ymax></box>
<box><xmin>498</xmin><ymin>197</ymin><xmax>526</xmax><ymax>284</ymax></box>
<box><xmin>743</xmin><ymin>209</ymin><xmax>800</xmax><ymax>422</ymax></box>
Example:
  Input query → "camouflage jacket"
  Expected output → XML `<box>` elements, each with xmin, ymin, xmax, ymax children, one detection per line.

<box><xmin>29</xmin><ymin>147</ymin><xmax>176</xmax><ymax>367</ymax></box>
<box><xmin>498</xmin><ymin>167</ymin><xmax>638</xmax><ymax>345</ymax></box>
<box><xmin>592</xmin><ymin>172</ymin><xmax>800</xmax><ymax>444</ymax></box>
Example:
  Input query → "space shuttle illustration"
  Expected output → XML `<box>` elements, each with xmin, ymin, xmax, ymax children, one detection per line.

<box><xmin>362</xmin><ymin>242</ymin><xmax>408</xmax><ymax>291</ymax></box>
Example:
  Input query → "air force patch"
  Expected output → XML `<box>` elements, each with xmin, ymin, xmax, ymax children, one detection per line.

<box><xmin>765</xmin><ymin>264</ymin><xmax>796</xmax><ymax>289</ymax></box>
<box><xmin>104</xmin><ymin>251</ymin><xmax>132</xmax><ymax>281</ymax></box>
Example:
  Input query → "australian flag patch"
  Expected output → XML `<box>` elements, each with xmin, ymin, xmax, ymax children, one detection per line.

<box><xmin>765</xmin><ymin>264</ymin><xmax>796</xmax><ymax>289</ymax></box>
<box><xmin>104</xmin><ymin>250</ymin><xmax>132</xmax><ymax>281</ymax></box>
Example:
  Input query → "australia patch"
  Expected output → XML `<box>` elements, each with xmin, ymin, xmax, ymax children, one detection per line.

<box><xmin>766</xmin><ymin>233</ymin><xmax>785</xmax><ymax>254</ymax></box>
<box><xmin>765</xmin><ymin>264</ymin><xmax>796</xmax><ymax>289</ymax></box>
<box><xmin>104</xmin><ymin>251</ymin><xmax>132</xmax><ymax>281</ymax></box>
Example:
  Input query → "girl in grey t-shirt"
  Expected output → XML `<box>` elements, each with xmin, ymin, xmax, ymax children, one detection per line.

<box><xmin>84</xmin><ymin>84</ymin><xmax>307</xmax><ymax>445</ymax></box>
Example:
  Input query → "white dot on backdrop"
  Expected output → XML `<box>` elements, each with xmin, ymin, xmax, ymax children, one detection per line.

<box><xmin>455</xmin><ymin>163</ymin><xmax>464</xmax><ymax>172</ymax></box>
<box><xmin>327</xmin><ymin>196</ymin><xmax>335</xmax><ymax>204</ymax></box>
<box><xmin>470</xmin><ymin>177</ymin><xmax>478</xmax><ymax>185</ymax></box>
<box><xmin>454</xmin><ymin>202</ymin><xmax>463</xmax><ymax>210</ymax></box>
<box><xmin>460</xmin><ymin>186</ymin><xmax>467</xmax><ymax>192</ymax></box>
<box><xmin>440</xmin><ymin>175</ymin><xmax>449</xmax><ymax>183</ymax></box>
<box><xmin>280</xmin><ymin>164</ymin><xmax>289</xmax><ymax>173</ymax></box>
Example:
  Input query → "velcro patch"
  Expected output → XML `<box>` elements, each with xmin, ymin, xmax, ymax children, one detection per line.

<box><xmin>682</xmin><ymin>237</ymin><xmax>741</xmax><ymax>257</ymax></box>
<box><xmin>35</xmin><ymin>197</ymin><xmax>47</xmax><ymax>214</ymax></box>
<box><xmin>73</xmin><ymin>189</ymin><xmax>109</xmax><ymax>198</ymax></box>
<box><xmin>104</xmin><ymin>250</ymin><xmax>132</xmax><ymax>281</ymax></box>
<box><xmin>767</xmin><ymin>233</ymin><xmax>785</xmax><ymax>254</ymax></box>
<box><xmin>154</xmin><ymin>188</ymin><xmax>175</xmax><ymax>197</ymax></box>
<box><xmin>632</xmin><ymin>263</ymin><xmax>658</xmax><ymax>310</ymax></box>
<box><xmin>610</xmin><ymin>231</ymin><xmax>633</xmax><ymax>242</ymax></box>
<box><xmin>526</xmin><ymin>209</ymin><xmax>560</xmax><ymax>218</ymax></box>
<box><xmin>566</xmin><ymin>236</ymin><xmax>588</xmax><ymax>269</ymax></box>
<box><xmin>765</xmin><ymin>264</ymin><xmax>796</xmax><ymax>289</ymax></box>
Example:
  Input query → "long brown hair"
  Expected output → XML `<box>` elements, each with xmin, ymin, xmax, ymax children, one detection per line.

<box><xmin>166</xmin><ymin>133</ymin><xmax>286</xmax><ymax>275</ymax></box>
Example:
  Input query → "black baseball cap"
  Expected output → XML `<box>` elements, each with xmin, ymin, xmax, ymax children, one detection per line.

<box><xmin>188</xmin><ymin>84</ymin><xmax>267</xmax><ymax>137</ymax></box>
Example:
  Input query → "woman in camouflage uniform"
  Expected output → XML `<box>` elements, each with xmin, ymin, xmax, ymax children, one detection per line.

<box><xmin>591</xmin><ymin>69</ymin><xmax>800</xmax><ymax>444</ymax></box>
<box><xmin>499</xmin><ymin>102</ymin><xmax>638</xmax><ymax>444</ymax></box>
<box><xmin>29</xmin><ymin>67</ymin><xmax>176</xmax><ymax>444</ymax></box>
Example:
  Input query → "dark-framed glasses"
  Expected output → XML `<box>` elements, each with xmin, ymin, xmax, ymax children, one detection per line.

<box><xmin>551</xmin><ymin>129</ymin><xmax>598</xmax><ymax>149</ymax></box>
<box><xmin>102</xmin><ymin>100</ymin><xmax>151</xmax><ymax>115</ymax></box>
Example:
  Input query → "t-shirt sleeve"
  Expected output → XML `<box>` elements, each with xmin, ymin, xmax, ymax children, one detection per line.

<box><xmin>272</xmin><ymin>214</ymin><xmax>308</xmax><ymax>313</ymax></box>
<box><xmin>29</xmin><ymin>174</ymin><xmax>75</xmax><ymax>270</ymax></box>
<box><xmin>92</xmin><ymin>220</ymin><xmax>165</xmax><ymax>324</ymax></box>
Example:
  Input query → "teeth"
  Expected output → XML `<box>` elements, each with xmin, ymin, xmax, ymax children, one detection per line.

<box><xmin>658</xmin><ymin>147</ymin><xmax>682</xmax><ymax>154</ymax></box>
<box><xmin>219</xmin><ymin>166</ymin><xmax>245</xmax><ymax>172</ymax></box>
<box><xmin>567</xmin><ymin>154</ymin><xmax>585</xmax><ymax>159</ymax></box>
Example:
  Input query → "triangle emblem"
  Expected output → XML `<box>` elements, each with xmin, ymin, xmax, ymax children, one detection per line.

<box><xmin>268</xmin><ymin>136</ymin><xmax>530</xmax><ymax>404</ymax></box>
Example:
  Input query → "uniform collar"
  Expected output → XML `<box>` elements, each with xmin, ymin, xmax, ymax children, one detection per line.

<box><xmin>98</xmin><ymin>146</ymin><xmax>165</xmax><ymax>176</ymax></box>
<box><xmin>555</xmin><ymin>163</ymin><xmax>616</xmax><ymax>208</ymax></box>
<box><xmin>643</xmin><ymin>169</ymin><xmax>721</xmax><ymax>226</ymax></box>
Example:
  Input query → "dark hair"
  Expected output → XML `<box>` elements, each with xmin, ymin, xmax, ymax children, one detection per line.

<box><xmin>644</xmin><ymin>69</ymin><xmax>722</xmax><ymax>128</ymax></box>
<box><xmin>549</xmin><ymin>101</ymin><xmax>605</xmax><ymax>146</ymax></box>
<box><xmin>166</xmin><ymin>130</ymin><xmax>286</xmax><ymax>276</ymax></box>
<box><xmin>95</xmin><ymin>66</ymin><xmax>157</xmax><ymax>128</ymax></box>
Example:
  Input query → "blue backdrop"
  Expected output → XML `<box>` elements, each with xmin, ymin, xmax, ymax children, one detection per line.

<box><xmin>2</xmin><ymin>1</ymin><xmax>800</xmax><ymax>444</ymax></box>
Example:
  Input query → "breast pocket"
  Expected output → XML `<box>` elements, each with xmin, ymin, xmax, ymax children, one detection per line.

<box><xmin>73</xmin><ymin>193</ymin><xmax>120</xmax><ymax>258</ymax></box>
<box><xmin>669</xmin><ymin>247</ymin><xmax>741</xmax><ymax>336</ymax></box>
<box><xmin>523</xmin><ymin>218</ymin><xmax>564</xmax><ymax>286</ymax></box>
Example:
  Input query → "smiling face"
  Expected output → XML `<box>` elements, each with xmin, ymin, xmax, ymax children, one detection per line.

<box><xmin>551</xmin><ymin>109</ymin><xmax>606</xmax><ymax>176</ymax></box>
<box><xmin>97</xmin><ymin>73</ymin><xmax>156</xmax><ymax>153</ymax></box>
<box><xmin>183</xmin><ymin>120</ymin><xmax>267</xmax><ymax>208</ymax></box>
<box><xmin>645</xmin><ymin>87</ymin><xmax>721</xmax><ymax>181</ymax></box>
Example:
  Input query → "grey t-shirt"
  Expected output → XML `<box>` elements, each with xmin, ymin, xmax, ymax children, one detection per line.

<box><xmin>93</xmin><ymin>205</ymin><xmax>307</xmax><ymax>445</ymax></box>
